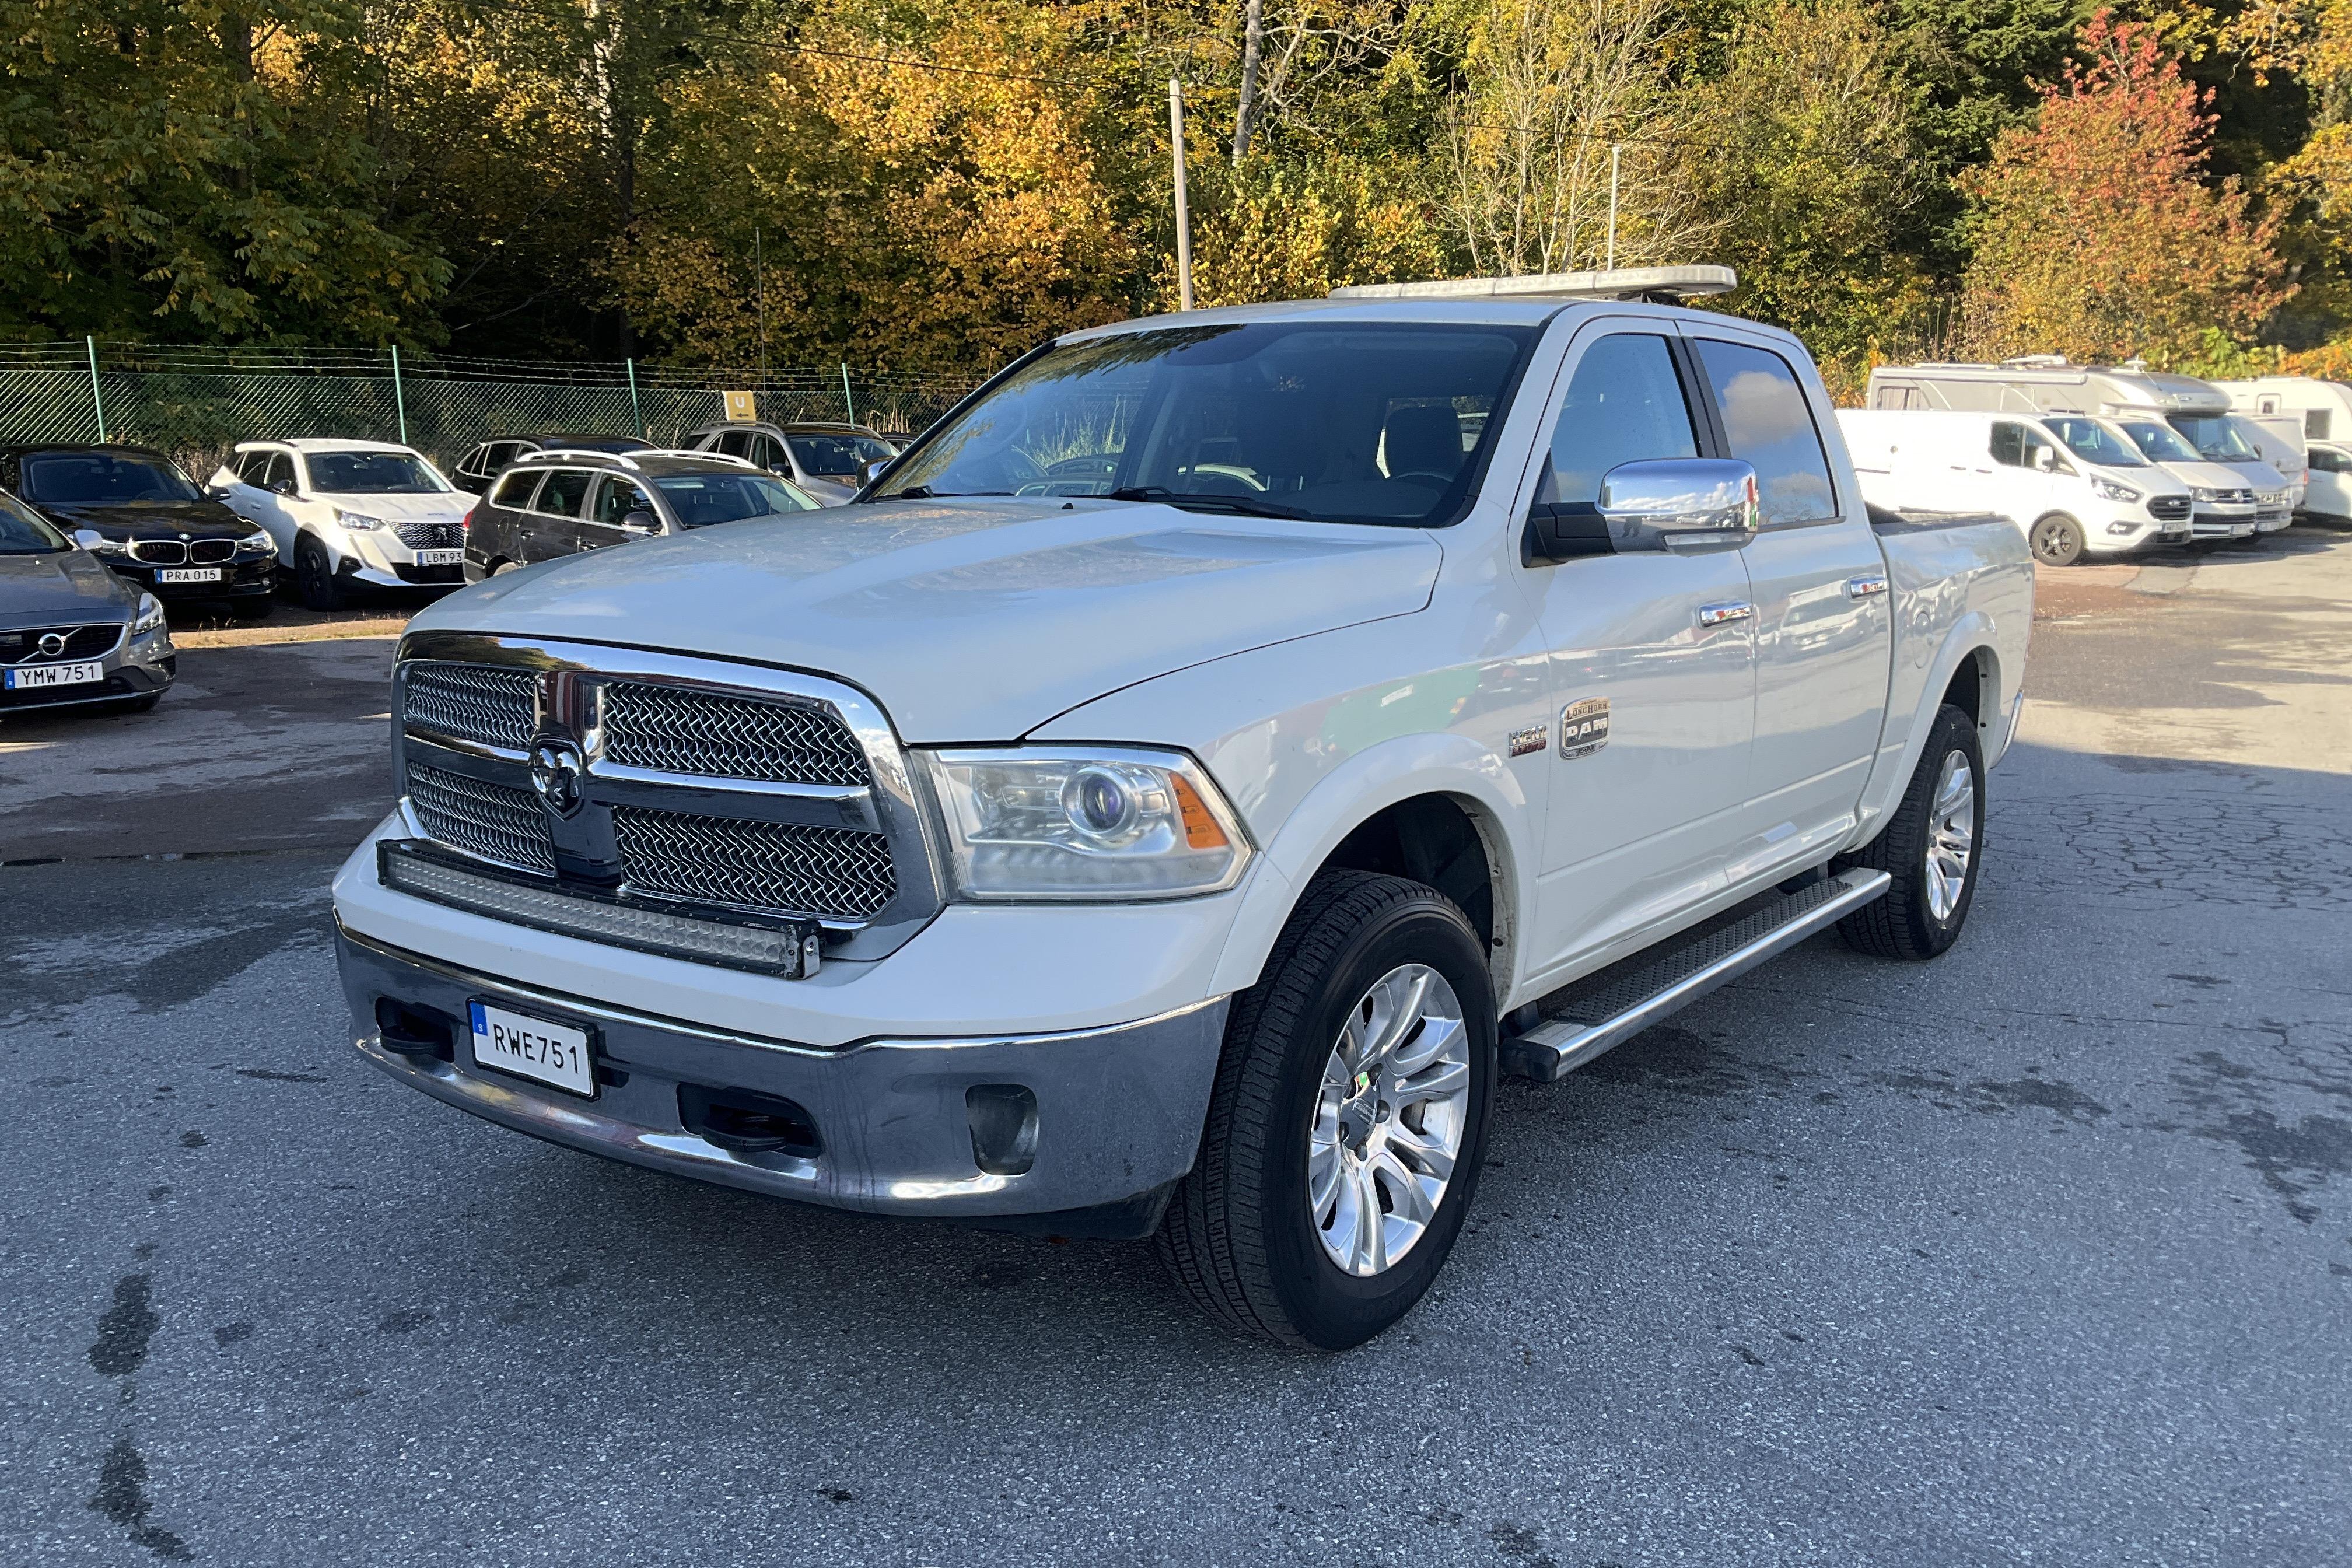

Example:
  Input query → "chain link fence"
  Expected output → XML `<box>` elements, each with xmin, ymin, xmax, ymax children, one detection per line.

<box><xmin>0</xmin><ymin>342</ymin><xmax>981</xmax><ymax>477</ymax></box>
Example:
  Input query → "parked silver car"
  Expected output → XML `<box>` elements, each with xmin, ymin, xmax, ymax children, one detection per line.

<box><xmin>680</xmin><ymin>421</ymin><xmax>900</xmax><ymax>505</ymax></box>
<box><xmin>0</xmin><ymin>490</ymin><xmax>176</xmax><ymax>719</ymax></box>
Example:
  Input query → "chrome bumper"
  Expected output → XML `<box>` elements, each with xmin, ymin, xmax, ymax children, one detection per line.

<box><xmin>335</xmin><ymin>925</ymin><xmax>1228</xmax><ymax>1235</ymax></box>
<box><xmin>2189</xmin><ymin>512</ymin><xmax>2257</xmax><ymax>540</ymax></box>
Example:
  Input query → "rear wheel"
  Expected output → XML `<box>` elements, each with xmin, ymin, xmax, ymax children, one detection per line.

<box><xmin>2028</xmin><ymin>513</ymin><xmax>2085</xmax><ymax>566</ymax></box>
<box><xmin>295</xmin><ymin>537</ymin><xmax>348</xmax><ymax>610</ymax></box>
<box><xmin>1835</xmin><ymin>702</ymin><xmax>1984</xmax><ymax>960</ymax></box>
<box><xmin>1157</xmin><ymin>870</ymin><xmax>1495</xmax><ymax>1350</ymax></box>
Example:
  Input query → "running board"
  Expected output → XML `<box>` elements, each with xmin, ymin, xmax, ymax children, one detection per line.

<box><xmin>1498</xmin><ymin>868</ymin><xmax>1891</xmax><ymax>1083</ymax></box>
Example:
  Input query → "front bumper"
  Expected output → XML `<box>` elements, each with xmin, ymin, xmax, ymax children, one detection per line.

<box><xmin>2255</xmin><ymin>507</ymin><xmax>2293</xmax><ymax>534</ymax></box>
<box><xmin>0</xmin><ymin>622</ymin><xmax>174</xmax><ymax>713</ymax></box>
<box><xmin>335</xmin><ymin>924</ymin><xmax>1229</xmax><ymax>1232</ymax></box>
<box><xmin>104</xmin><ymin>556</ymin><xmax>275</xmax><ymax>600</ymax></box>
<box><xmin>2090</xmin><ymin>515</ymin><xmax>2191</xmax><ymax>552</ymax></box>
<box><xmin>2189</xmin><ymin>510</ymin><xmax>2258</xmax><ymax>541</ymax></box>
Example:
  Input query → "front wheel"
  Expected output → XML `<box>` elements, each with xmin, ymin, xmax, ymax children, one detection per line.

<box><xmin>295</xmin><ymin>537</ymin><xmax>348</xmax><ymax>610</ymax></box>
<box><xmin>1157</xmin><ymin>870</ymin><xmax>1495</xmax><ymax>1350</ymax></box>
<box><xmin>1835</xmin><ymin>702</ymin><xmax>1985</xmax><ymax>960</ymax></box>
<box><xmin>2029</xmin><ymin>513</ymin><xmax>2086</xmax><ymax>566</ymax></box>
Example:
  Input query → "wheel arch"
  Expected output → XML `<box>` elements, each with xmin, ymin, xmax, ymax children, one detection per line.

<box><xmin>1209</xmin><ymin>737</ymin><xmax>1530</xmax><ymax>1005</ymax></box>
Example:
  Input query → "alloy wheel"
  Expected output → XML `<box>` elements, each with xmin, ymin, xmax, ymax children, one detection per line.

<box><xmin>1307</xmin><ymin>963</ymin><xmax>1471</xmax><ymax>1278</ymax></box>
<box><xmin>1924</xmin><ymin>748</ymin><xmax>1976</xmax><ymax>922</ymax></box>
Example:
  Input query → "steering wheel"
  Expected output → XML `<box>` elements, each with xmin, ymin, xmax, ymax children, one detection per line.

<box><xmin>1388</xmin><ymin>470</ymin><xmax>1454</xmax><ymax>486</ymax></box>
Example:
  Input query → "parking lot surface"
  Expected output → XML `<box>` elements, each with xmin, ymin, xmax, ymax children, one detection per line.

<box><xmin>4</xmin><ymin>534</ymin><xmax>2348</xmax><ymax>1566</ymax></box>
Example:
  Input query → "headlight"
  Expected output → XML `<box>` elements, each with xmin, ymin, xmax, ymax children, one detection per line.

<box><xmin>132</xmin><ymin>592</ymin><xmax>164</xmax><ymax>634</ymax></box>
<box><xmin>2090</xmin><ymin>476</ymin><xmax>2141</xmax><ymax>503</ymax></box>
<box><xmin>240</xmin><ymin>528</ymin><xmax>275</xmax><ymax>555</ymax></box>
<box><xmin>335</xmin><ymin>509</ymin><xmax>384</xmax><ymax>531</ymax></box>
<box><xmin>921</xmin><ymin>747</ymin><xmax>1250</xmax><ymax>900</ymax></box>
<box><xmin>2190</xmin><ymin>487</ymin><xmax>2220</xmax><ymax>503</ymax></box>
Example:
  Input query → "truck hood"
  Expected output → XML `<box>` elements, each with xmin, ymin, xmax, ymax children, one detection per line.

<box><xmin>0</xmin><ymin>548</ymin><xmax>135</xmax><ymax>627</ymax></box>
<box><xmin>412</xmin><ymin>496</ymin><xmax>1443</xmax><ymax>740</ymax></box>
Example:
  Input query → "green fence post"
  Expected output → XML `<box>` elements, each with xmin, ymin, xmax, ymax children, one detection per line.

<box><xmin>626</xmin><ymin>358</ymin><xmax>645</xmax><ymax>439</ymax></box>
<box><xmin>86</xmin><ymin>335</ymin><xmax>108</xmax><ymax>442</ymax></box>
<box><xmin>390</xmin><ymin>345</ymin><xmax>409</xmax><ymax>444</ymax></box>
<box><xmin>841</xmin><ymin>362</ymin><xmax>856</xmax><ymax>427</ymax></box>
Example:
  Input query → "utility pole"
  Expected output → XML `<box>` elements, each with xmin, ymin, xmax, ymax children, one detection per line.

<box><xmin>755</xmin><ymin>225</ymin><xmax>768</xmax><ymax>374</ymax></box>
<box><xmin>1605</xmin><ymin>144</ymin><xmax>1622</xmax><ymax>271</ymax></box>
<box><xmin>1170</xmin><ymin>79</ymin><xmax>1195</xmax><ymax>312</ymax></box>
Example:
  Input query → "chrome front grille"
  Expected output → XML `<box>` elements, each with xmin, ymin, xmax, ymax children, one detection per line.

<box><xmin>391</xmin><ymin>635</ymin><xmax>942</xmax><ymax>967</ymax></box>
<box><xmin>392</xmin><ymin>519</ymin><xmax>462</xmax><ymax>550</ymax></box>
<box><xmin>406</xmin><ymin>762</ymin><xmax>557</xmax><ymax>873</ymax></box>
<box><xmin>404</xmin><ymin>662</ymin><xmax>537</xmax><ymax>751</ymax></box>
<box><xmin>2148</xmin><ymin>495</ymin><xmax>2191</xmax><ymax>521</ymax></box>
<box><xmin>612</xmin><ymin>807</ymin><xmax>895</xmax><ymax>920</ymax></box>
<box><xmin>0</xmin><ymin>623</ymin><xmax>122</xmax><ymax>665</ymax></box>
<box><xmin>601</xmin><ymin>681</ymin><xmax>871</xmax><ymax>786</ymax></box>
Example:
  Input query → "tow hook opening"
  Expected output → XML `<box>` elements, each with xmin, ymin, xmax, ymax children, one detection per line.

<box><xmin>966</xmin><ymin>1084</ymin><xmax>1040</xmax><ymax>1177</ymax></box>
<box><xmin>678</xmin><ymin>1083</ymin><xmax>822</xmax><ymax>1158</ymax></box>
<box><xmin>374</xmin><ymin>998</ymin><xmax>457</xmax><ymax>1062</ymax></box>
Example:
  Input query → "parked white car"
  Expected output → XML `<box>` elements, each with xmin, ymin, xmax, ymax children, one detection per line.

<box><xmin>1838</xmin><ymin>409</ymin><xmax>2192</xmax><ymax>564</ymax></box>
<box><xmin>211</xmin><ymin>440</ymin><xmax>473</xmax><ymax>609</ymax></box>
<box><xmin>2306</xmin><ymin>440</ymin><xmax>2352</xmax><ymax>522</ymax></box>
<box><xmin>332</xmin><ymin>268</ymin><xmax>2034</xmax><ymax>1348</ymax></box>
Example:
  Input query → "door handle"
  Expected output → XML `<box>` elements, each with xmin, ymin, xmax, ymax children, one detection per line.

<box><xmin>1845</xmin><ymin>575</ymin><xmax>1889</xmax><ymax>598</ymax></box>
<box><xmin>1697</xmin><ymin>601</ymin><xmax>1754</xmax><ymax>626</ymax></box>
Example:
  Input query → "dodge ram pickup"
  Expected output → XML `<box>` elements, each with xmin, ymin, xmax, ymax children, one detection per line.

<box><xmin>332</xmin><ymin>266</ymin><xmax>2033</xmax><ymax>1349</ymax></box>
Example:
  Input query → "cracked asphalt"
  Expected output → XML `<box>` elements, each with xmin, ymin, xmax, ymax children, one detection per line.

<box><xmin>5</xmin><ymin>530</ymin><xmax>2349</xmax><ymax>1566</ymax></box>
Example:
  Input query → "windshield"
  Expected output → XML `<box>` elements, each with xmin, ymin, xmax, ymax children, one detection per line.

<box><xmin>2045</xmin><ymin>417</ymin><xmax>2146</xmax><ymax>467</ymax></box>
<box><xmin>0</xmin><ymin>491</ymin><xmax>69</xmax><ymax>553</ymax></box>
<box><xmin>2117</xmin><ymin>421</ymin><xmax>2202</xmax><ymax>464</ymax></box>
<box><xmin>2168</xmin><ymin>414</ymin><xmax>2261</xmax><ymax>462</ymax></box>
<box><xmin>305</xmin><ymin>450</ymin><xmax>449</xmax><ymax>494</ymax></box>
<box><xmin>787</xmin><ymin>433</ymin><xmax>896</xmax><ymax>477</ymax></box>
<box><xmin>872</xmin><ymin>321</ymin><xmax>1540</xmax><ymax>526</ymax></box>
<box><xmin>651</xmin><ymin>472</ymin><xmax>818</xmax><ymax>526</ymax></box>
<box><xmin>20</xmin><ymin>452</ymin><xmax>203</xmax><ymax>505</ymax></box>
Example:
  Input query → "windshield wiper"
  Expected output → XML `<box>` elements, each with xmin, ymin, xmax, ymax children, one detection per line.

<box><xmin>1103</xmin><ymin>485</ymin><xmax>1308</xmax><ymax>520</ymax></box>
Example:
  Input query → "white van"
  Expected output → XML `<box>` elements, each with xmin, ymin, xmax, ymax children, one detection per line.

<box><xmin>1839</xmin><ymin>408</ymin><xmax>2193</xmax><ymax>565</ymax></box>
<box><xmin>1868</xmin><ymin>360</ymin><xmax>2293</xmax><ymax>534</ymax></box>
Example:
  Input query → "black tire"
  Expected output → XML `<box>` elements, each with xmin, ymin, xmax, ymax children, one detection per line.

<box><xmin>1835</xmin><ymin>702</ymin><xmax>1985</xmax><ymax>960</ymax></box>
<box><xmin>296</xmin><ymin>537</ymin><xmax>348</xmax><ymax>610</ymax></box>
<box><xmin>1157</xmin><ymin>870</ymin><xmax>1496</xmax><ymax>1350</ymax></box>
<box><xmin>226</xmin><ymin>595</ymin><xmax>273</xmax><ymax>621</ymax></box>
<box><xmin>2028</xmin><ymin>513</ymin><xmax>2085</xmax><ymax>566</ymax></box>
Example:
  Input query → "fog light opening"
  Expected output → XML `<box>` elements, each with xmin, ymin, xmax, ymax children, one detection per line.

<box><xmin>374</xmin><ymin>998</ymin><xmax>457</xmax><ymax>1061</ymax></box>
<box><xmin>966</xmin><ymin>1084</ymin><xmax>1039</xmax><ymax>1177</ymax></box>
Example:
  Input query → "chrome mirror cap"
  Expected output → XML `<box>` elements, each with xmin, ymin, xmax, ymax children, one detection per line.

<box><xmin>1598</xmin><ymin>459</ymin><xmax>1761</xmax><ymax>550</ymax></box>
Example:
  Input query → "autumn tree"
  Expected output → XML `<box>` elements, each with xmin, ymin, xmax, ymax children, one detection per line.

<box><xmin>1957</xmin><ymin>11</ymin><xmax>2290</xmax><ymax>364</ymax></box>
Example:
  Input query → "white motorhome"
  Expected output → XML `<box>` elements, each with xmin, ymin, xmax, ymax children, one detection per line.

<box><xmin>1869</xmin><ymin>360</ymin><xmax>2294</xmax><ymax>536</ymax></box>
<box><xmin>1839</xmin><ymin>408</ymin><xmax>2194</xmax><ymax>565</ymax></box>
<box><xmin>2215</xmin><ymin>376</ymin><xmax>2352</xmax><ymax>443</ymax></box>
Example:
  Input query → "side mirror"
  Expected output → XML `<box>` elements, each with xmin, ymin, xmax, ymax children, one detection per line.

<box><xmin>1594</xmin><ymin>459</ymin><xmax>1760</xmax><ymax>552</ymax></box>
<box><xmin>620</xmin><ymin>508</ymin><xmax>662</xmax><ymax>535</ymax></box>
<box><xmin>2031</xmin><ymin>446</ymin><xmax>2060</xmax><ymax>473</ymax></box>
<box><xmin>862</xmin><ymin>459</ymin><xmax>891</xmax><ymax>486</ymax></box>
<box><xmin>269</xmin><ymin>478</ymin><xmax>297</xmax><ymax>496</ymax></box>
<box><xmin>74</xmin><ymin>528</ymin><xmax>105</xmax><ymax>550</ymax></box>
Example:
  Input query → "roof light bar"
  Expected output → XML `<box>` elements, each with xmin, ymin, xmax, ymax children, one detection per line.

<box><xmin>1331</xmin><ymin>265</ymin><xmax>1737</xmax><ymax>303</ymax></box>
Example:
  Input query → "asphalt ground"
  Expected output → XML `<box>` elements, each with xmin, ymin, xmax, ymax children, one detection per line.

<box><xmin>4</xmin><ymin>530</ymin><xmax>2348</xmax><ymax>1566</ymax></box>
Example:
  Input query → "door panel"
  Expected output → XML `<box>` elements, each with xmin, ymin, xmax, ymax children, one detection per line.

<box><xmin>1686</xmin><ymin>330</ymin><xmax>1892</xmax><ymax>878</ymax></box>
<box><xmin>1519</xmin><ymin>324</ymin><xmax>1759</xmax><ymax>979</ymax></box>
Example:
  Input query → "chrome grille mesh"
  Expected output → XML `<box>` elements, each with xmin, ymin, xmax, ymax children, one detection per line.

<box><xmin>612</xmin><ymin>806</ymin><xmax>895</xmax><ymax>920</ymax></box>
<box><xmin>2147</xmin><ymin>495</ymin><xmax>2191</xmax><ymax>521</ymax></box>
<box><xmin>391</xmin><ymin>519</ymin><xmax>463</xmax><ymax>550</ymax></box>
<box><xmin>404</xmin><ymin>663</ymin><xmax>537</xmax><ymax>751</ymax></box>
<box><xmin>601</xmin><ymin>681</ymin><xmax>870</xmax><ymax>786</ymax></box>
<box><xmin>407</xmin><ymin>762</ymin><xmax>557</xmax><ymax>873</ymax></box>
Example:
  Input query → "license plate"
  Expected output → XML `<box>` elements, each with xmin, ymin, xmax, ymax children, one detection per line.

<box><xmin>415</xmin><ymin>548</ymin><xmax>464</xmax><ymax>566</ymax></box>
<box><xmin>5</xmin><ymin>660</ymin><xmax>105</xmax><ymax>689</ymax></box>
<box><xmin>468</xmin><ymin>1001</ymin><xmax>597</xmax><ymax>1097</ymax></box>
<box><xmin>155</xmin><ymin>566</ymin><xmax>222</xmax><ymax>583</ymax></box>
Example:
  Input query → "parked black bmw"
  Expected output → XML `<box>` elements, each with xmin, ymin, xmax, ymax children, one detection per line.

<box><xmin>0</xmin><ymin>444</ymin><xmax>277</xmax><ymax>619</ymax></box>
<box><xmin>0</xmin><ymin>489</ymin><xmax>176</xmax><ymax>718</ymax></box>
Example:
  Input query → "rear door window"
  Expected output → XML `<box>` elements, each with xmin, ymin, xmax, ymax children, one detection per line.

<box><xmin>490</xmin><ymin>470</ymin><xmax>542</xmax><ymax>508</ymax></box>
<box><xmin>1692</xmin><ymin>338</ymin><xmax>1838</xmax><ymax>524</ymax></box>
<box><xmin>1535</xmin><ymin>333</ymin><xmax>1700</xmax><ymax>505</ymax></box>
<box><xmin>534</xmin><ymin>470</ymin><xmax>592</xmax><ymax>517</ymax></box>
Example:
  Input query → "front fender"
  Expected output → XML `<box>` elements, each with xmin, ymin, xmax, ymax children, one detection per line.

<box><xmin>1206</xmin><ymin>732</ymin><xmax>1534</xmax><ymax>999</ymax></box>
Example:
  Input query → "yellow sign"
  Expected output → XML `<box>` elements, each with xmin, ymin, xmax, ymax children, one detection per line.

<box><xmin>722</xmin><ymin>390</ymin><xmax>758</xmax><ymax>422</ymax></box>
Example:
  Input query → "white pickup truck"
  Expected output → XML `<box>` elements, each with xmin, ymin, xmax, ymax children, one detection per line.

<box><xmin>331</xmin><ymin>268</ymin><xmax>2032</xmax><ymax>1349</ymax></box>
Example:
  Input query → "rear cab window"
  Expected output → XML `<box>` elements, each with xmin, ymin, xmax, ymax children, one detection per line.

<box><xmin>489</xmin><ymin>470</ymin><xmax>543</xmax><ymax>508</ymax></box>
<box><xmin>533</xmin><ymin>470</ymin><xmax>593</xmax><ymax>517</ymax></box>
<box><xmin>1692</xmin><ymin>338</ymin><xmax>1838</xmax><ymax>525</ymax></box>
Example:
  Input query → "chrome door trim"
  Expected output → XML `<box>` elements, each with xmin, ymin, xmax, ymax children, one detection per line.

<box><xmin>1844</xmin><ymin>575</ymin><xmax>1889</xmax><ymax>598</ymax></box>
<box><xmin>1696</xmin><ymin>601</ymin><xmax>1755</xmax><ymax>626</ymax></box>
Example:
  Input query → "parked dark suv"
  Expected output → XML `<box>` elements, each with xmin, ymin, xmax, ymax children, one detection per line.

<box><xmin>0</xmin><ymin>444</ymin><xmax>277</xmax><ymax>618</ymax></box>
<box><xmin>680</xmin><ymin>421</ymin><xmax>901</xmax><ymax>505</ymax></box>
<box><xmin>450</xmin><ymin>433</ymin><xmax>655</xmax><ymax>494</ymax></box>
<box><xmin>463</xmin><ymin>449</ymin><xmax>821</xmax><ymax>579</ymax></box>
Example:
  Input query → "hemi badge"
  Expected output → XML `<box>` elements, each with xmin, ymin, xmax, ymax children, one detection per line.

<box><xmin>1560</xmin><ymin>697</ymin><xmax>1611</xmax><ymax>759</ymax></box>
<box><xmin>1507</xmin><ymin>723</ymin><xmax>1548</xmax><ymax>758</ymax></box>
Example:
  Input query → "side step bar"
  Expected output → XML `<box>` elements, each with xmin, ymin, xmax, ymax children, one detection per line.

<box><xmin>1499</xmin><ymin>868</ymin><xmax>1891</xmax><ymax>1083</ymax></box>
